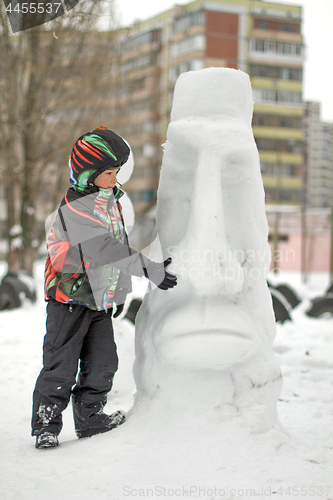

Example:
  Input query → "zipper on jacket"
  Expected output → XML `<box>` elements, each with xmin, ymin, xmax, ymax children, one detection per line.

<box><xmin>102</xmin><ymin>276</ymin><xmax>113</xmax><ymax>312</ymax></box>
<box><xmin>68</xmin><ymin>269</ymin><xmax>87</xmax><ymax>312</ymax></box>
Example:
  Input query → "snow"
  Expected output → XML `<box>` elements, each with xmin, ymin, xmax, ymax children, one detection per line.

<box><xmin>0</xmin><ymin>263</ymin><xmax>333</xmax><ymax>500</ymax></box>
<box><xmin>1</xmin><ymin>69</ymin><xmax>332</xmax><ymax>499</ymax></box>
<box><xmin>134</xmin><ymin>69</ymin><xmax>281</xmax><ymax>433</ymax></box>
<box><xmin>10</xmin><ymin>236</ymin><xmax>23</xmax><ymax>250</ymax></box>
<box><xmin>9</xmin><ymin>224</ymin><xmax>22</xmax><ymax>236</ymax></box>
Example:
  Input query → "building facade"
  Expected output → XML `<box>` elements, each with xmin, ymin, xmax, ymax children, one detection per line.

<box><xmin>107</xmin><ymin>0</ymin><xmax>305</xmax><ymax>214</ymax></box>
<box><xmin>303</xmin><ymin>102</ymin><xmax>333</xmax><ymax>207</ymax></box>
<box><xmin>320</xmin><ymin>122</ymin><xmax>333</xmax><ymax>207</ymax></box>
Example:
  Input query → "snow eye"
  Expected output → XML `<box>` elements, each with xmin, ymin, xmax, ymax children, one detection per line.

<box><xmin>223</xmin><ymin>150</ymin><xmax>255</xmax><ymax>182</ymax></box>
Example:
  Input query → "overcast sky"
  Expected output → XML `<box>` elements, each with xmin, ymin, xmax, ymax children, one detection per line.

<box><xmin>114</xmin><ymin>0</ymin><xmax>333</xmax><ymax>122</ymax></box>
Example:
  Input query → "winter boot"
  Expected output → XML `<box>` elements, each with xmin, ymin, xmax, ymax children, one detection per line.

<box><xmin>72</xmin><ymin>397</ymin><xmax>126</xmax><ymax>439</ymax></box>
<box><xmin>35</xmin><ymin>432</ymin><xmax>59</xmax><ymax>449</ymax></box>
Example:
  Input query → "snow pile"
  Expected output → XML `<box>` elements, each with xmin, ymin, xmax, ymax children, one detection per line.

<box><xmin>134</xmin><ymin>68</ymin><xmax>282</xmax><ymax>433</ymax></box>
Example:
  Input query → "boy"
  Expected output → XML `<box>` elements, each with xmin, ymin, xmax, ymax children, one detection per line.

<box><xmin>32</xmin><ymin>127</ymin><xmax>177</xmax><ymax>449</ymax></box>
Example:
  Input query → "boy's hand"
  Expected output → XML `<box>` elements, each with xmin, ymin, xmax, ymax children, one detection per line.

<box><xmin>163</xmin><ymin>257</ymin><xmax>172</xmax><ymax>268</ymax></box>
<box><xmin>113</xmin><ymin>303</ymin><xmax>124</xmax><ymax>318</ymax></box>
<box><xmin>145</xmin><ymin>257</ymin><xmax>177</xmax><ymax>290</ymax></box>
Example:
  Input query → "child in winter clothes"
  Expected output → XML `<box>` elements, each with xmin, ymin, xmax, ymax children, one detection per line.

<box><xmin>32</xmin><ymin>127</ymin><xmax>177</xmax><ymax>449</ymax></box>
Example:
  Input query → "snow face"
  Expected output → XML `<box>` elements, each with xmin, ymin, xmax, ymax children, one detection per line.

<box><xmin>134</xmin><ymin>68</ymin><xmax>282</xmax><ymax>431</ymax></box>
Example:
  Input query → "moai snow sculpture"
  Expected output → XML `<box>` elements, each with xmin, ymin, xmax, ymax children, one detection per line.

<box><xmin>134</xmin><ymin>68</ymin><xmax>282</xmax><ymax>431</ymax></box>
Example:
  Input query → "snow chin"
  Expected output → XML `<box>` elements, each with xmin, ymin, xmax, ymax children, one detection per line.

<box><xmin>155</xmin><ymin>301</ymin><xmax>260</xmax><ymax>370</ymax></box>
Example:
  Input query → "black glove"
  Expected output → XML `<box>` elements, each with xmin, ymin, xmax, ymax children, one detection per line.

<box><xmin>145</xmin><ymin>257</ymin><xmax>177</xmax><ymax>290</ymax></box>
<box><xmin>113</xmin><ymin>303</ymin><xmax>124</xmax><ymax>318</ymax></box>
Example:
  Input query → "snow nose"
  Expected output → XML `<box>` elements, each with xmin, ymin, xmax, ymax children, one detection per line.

<box><xmin>173</xmin><ymin>149</ymin><xmax>244</xmax><ymax>296</ymax></box>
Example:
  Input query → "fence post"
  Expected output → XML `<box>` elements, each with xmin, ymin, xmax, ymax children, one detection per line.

<box><xmin>273</xmin><ymin>211</ymin><xmax>280</xmax><ymax>274</ymax></box>
<box><xmin>301</xmin><ymin>206</ymin><xmax>307</xmax><ymax>283</ymax></box>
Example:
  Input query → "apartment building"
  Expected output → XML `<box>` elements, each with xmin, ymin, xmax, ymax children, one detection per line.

<box><xmin>320</xmin><ymin>122</ymin><xmax>333</xmax><ymax>207</ymax></box>
<box><xmin>107</xmin><ymin>0</ymin><xmax>305</xmax><ymax>213</ymax></box>
<box><xmin>303</xmin><ymin>102</ymin><xmax>333</xmax><ymax>207</ymax></box>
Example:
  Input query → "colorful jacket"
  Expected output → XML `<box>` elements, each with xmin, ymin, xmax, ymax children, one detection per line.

<box><xmin>45</xmin><ymin>185</ymin><xmax>149</xmax><ymax>311</ymax></box>
<box><xmin>45</xmin><ymin>128</ymin><xmax>163</xmax><ymax>311</ymax></box>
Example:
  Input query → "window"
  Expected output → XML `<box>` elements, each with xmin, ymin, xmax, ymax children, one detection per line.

<box><xmin>259</xmin><ymin>20</ymin><xmax>268</xmax><ymax>29</ymax></box>
<box><xmin>129</xmin><ymin>189</ymin><xmax>155</xmax><ymax>204</ymax></box>
<box><xmin>122</xmin><ymin>30</ymin><xmax>158</xmax><ymax>52</ymax></box>
<box><xmin>290</xmin><ymin>68</ymin><xmax>302</xmax><ymax>80</ymax></box>
<box><xmin>251</xmin><ymin>39</ymin><xmax>303</xmax><ymax>58</ymax></box>
<box><xmin>131</xmin><ymin>143</ymin><xmax>156</xmax><ymax>161</ymax></box>
<box><xmin>281</xmin><ymin>117</ymin><xmax>293</xmax><ymax>128</ymax></box>
<box><xmin>264</xmin><ymin>188</ymin><xmax>301</xmax><ymax>203</ymax></box>
<box><xmin>121</xmin><ymin>53</ymin><xmax>157</xmax><ymax>75</ymax></box>
<box><xmin>171</xmin><ymin>59</ymin><xmax>204</xmax><ymax>81</ymax></box>
<box><xmin>255</xmin><ymin>138</ymin><xmax>303</xmax><ymax>153</ymax></box>
<box><xmin>277</xmin><ymin>42</ymin><xmax>284</xmax><ymax>54</ymax></box>
<box><xmin>172</xmin><ymin>35</ymin><xmax>205</xmax><ymax>58</ymax></box>
<box><xmin>123</xmin><ymin>78</ymin><xmax>147</xmax><ymax>96</ymax></box>
<box><xmin>261</xmin><ymin>163</ymin><xmax>300</xmax><ymax>177</ymax></box>
<box><xmin>128</xmin><ymin>98</ymin><xmax>155</xmax><ymax>116</ymax></box>
<box><xmin>255</xmin><ymin>39</ymin><xmax>265</xmax><ymax>52</ymax></box>
<box><xmin>281</xmin><ymin>23</ymin><xmax>296</xmax><ymax>33</ymax></box>
<box><xmin>261</xmin><ymin>162</ymin><xmax>276</xmax><ymax>176</ymax></box>
<box><xmin>142</xmin><ymin>189</ymin><xmax>154</xmax><ymax>202</ymax></box>
<box><xmin>283</xmin><ymin>43</ymin><xmax>292</xmax><ymax>55</ymax></box>
<box><xmin>254</xmin><ymin>18</ymin><xmax>300</xmax><ymax>34</ymax></box>
<box><xmin>253</xmin><ymin>88</ymin><xmax>302</xmax><ymax>106</ymax></box>
<box><xmin>250</xmin><ymin>64</ymin><xmax>302</xmax><ymax>81</ymax></box>
<box><xmin>132</xmin><ymin>78</ymin><xmax>146</xmax><ymax>92</ymax></box>
<box><xmin>258</xmin><ymin>66</ymin><xmax>268</xmax><ymax>77</ymax></box>
<box><xmin>132</xmin><ymin>164</ymin><xmax>154</xmax><ymax>180</ymax></box>
<box><xmin>253</xmin><ymin>114</ymin><xmax>302</xmax><ymax>128</ymax></box>
<box><xmin>174</xmin><ymin>10</ymin><xmax>205</xmax><ymax>33</ymax></box>
<box><xmin>281</xmin><ymin>190</ymin><xmax>292</xmax><ymax>201</ymax></box>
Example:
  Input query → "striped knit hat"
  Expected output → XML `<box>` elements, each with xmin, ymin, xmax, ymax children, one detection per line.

<box><xmin>69</xmin><ymin>127</ymin><xmax>130</xmax><ymax>192</ymax></box>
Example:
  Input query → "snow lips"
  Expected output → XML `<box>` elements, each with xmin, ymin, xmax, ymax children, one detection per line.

<box><xmin>134</xmin><ymin>68</ymin><xmax>282</xmax><ymax>431</ymax></box>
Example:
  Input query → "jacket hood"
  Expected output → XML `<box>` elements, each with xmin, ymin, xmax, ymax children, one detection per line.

<box><xmin>69</xmin><ymin>128</ymin><xmax>130</xmax><ymax>194</ymax></box>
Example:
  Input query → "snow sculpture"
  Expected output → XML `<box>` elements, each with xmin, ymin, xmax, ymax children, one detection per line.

<box><xmin>134</xmin><ymin>68</ymin><xmax>282</xmax><ymax>432</ymax></box>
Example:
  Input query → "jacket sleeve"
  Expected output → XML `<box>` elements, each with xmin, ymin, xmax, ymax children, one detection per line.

<box><xmin>114</xmin><ymin>271</ymin><xmax>132</xmax><ymax>305</ymax></box>
<box><xmin>59</xmin><ymin>195</ymin><xmax>160</xmax><ymax>279</ymax></box>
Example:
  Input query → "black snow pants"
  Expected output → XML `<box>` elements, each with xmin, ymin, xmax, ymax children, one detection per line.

<box><xmin>32</xmin><ymin>298</ymin><xmax>118</xmax><ymax>436</ymax></box>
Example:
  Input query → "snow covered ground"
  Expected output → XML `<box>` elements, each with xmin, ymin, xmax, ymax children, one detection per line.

<box><xmin>0</xmin><ymin>261</ymin><xmax>332</xmax><ymax>500</ymax></box>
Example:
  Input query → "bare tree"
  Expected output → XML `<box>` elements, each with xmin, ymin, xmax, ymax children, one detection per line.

<box><xmin>0</xmin><ymin>0</ymin><xmax>118</xmax><ymax>274</ymax></box>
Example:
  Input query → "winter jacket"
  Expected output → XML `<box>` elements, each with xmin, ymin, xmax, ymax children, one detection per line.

<box><xmin>44</xmin><ymin>185</ymin><xmax>153</xmax><ymax>311</ymax></box>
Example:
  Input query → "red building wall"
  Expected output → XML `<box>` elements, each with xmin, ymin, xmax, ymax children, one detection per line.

<box><xmin>269</xmin><ymin>234</ymin><xmax>331</xmax><ymax>272</ymax></box>
<box><xmin>206</xmin><ymin>10</ymin><xmax>239</xmax><ymax>69</ymax></box>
